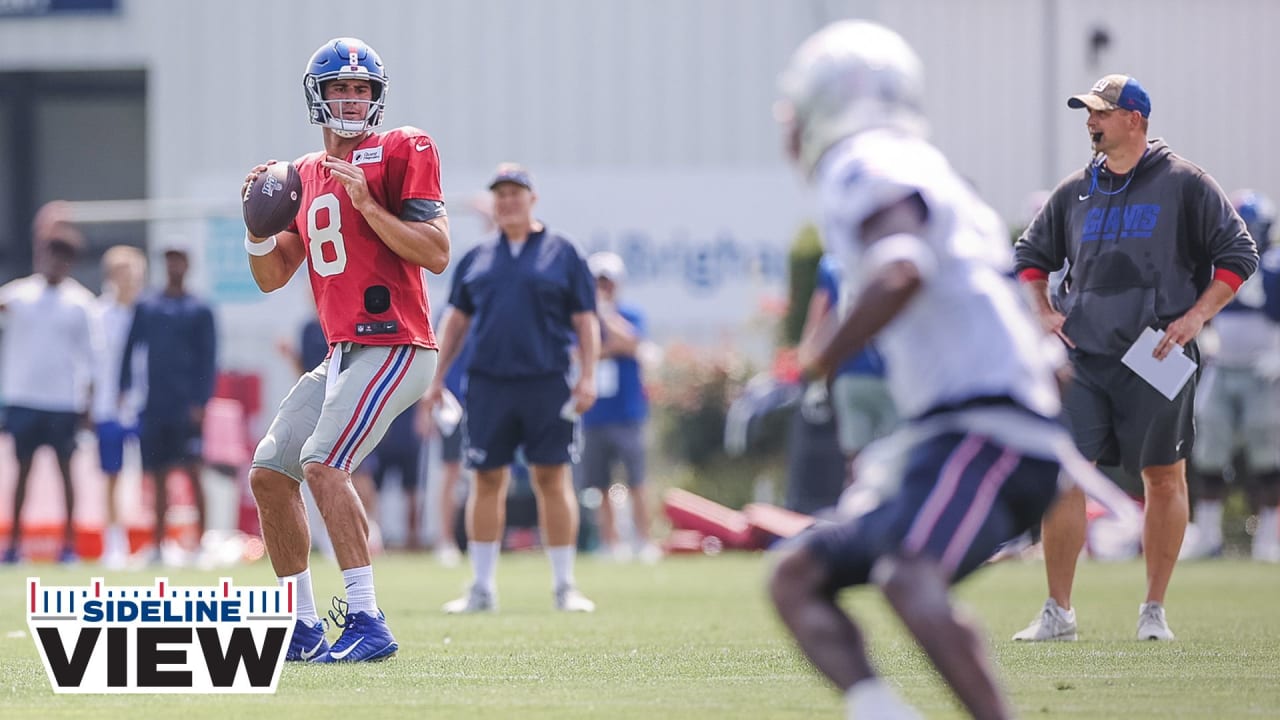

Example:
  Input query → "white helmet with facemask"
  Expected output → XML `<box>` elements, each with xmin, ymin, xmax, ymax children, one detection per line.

<box><xmin>778</xmin><ymin>21</ymin><xmax>927</xmax><ymax>175</ymax></box>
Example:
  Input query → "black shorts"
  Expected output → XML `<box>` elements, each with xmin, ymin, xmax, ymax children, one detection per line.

<box><xmin>1064</xmin><ymin>346</ymin><xmax>1198</xmax><ymax>476</ymax></box>
<box><xmin>464</xmin><ymin>374</ymin><xmax>578</xmax><ymax>470</ymax></box>
<box><xmin>439</xmin><ymin>413</ymin><xmax>465</xmax><ymax>464</ymax></box>
<box><xmin>5</xmin><ymin>406</ymin><xmax>78</xmax><ymax>461</ymax></box>
<box><xmin>140</xmin><ymin>413</ymin><xmax>202</xmax><ymax>471</ymax></box>
<box><xmin>366</xmin><ymin>442</ymin><xmax>424</xmax><ymax>491</ymax></box>
<box><xmin>580</xmin><ymin>423</ymin><xmax>647</xmax><ymax>490</ymax></box>
<box><xmin>805</xmin><ymin>430</ymin><xmax>1059</xmax><ymax>591</ymax></box>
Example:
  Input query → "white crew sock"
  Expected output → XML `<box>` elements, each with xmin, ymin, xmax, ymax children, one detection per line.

<box><xmin>1254</xmin><ymin>507</ymin><xmax>1279</xmax><ymax>553</ymax></box>
<box><xmin>845</xmin><ymin>678</ymin><xmax>920</xmax><ymax>720</ymax></box>
<box><xmin>547</xmin><ymin>545</ymin><xmax>576</xmax><ymax>589</ymax></box>
<box><xmin>469</xmin><ymin>541</ymin><xmax>500</xmax><ymax>594</ymax></box>
<box><xmin>105</xmin><ymin>525</ymin><xmax>127</xmax><ymax>557</ymax></box>
<box><xmin>280</xmin><ymin>568</ymin><xmax>318</xmax><ymax>625</ymax></box>
<box><xmin>1194</xmin><ymin>499</ymin><xmax>1224</xmax><ymax>547</ymax></box>
<box><xmin>341</xmin><ymin>565</ymin><xmax>378</xmax><ymax>615</ymax></box>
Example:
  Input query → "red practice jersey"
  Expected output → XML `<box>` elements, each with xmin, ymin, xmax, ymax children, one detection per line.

<box><xmin>289</xmin><ymin>126</ymin><xmax>443</xmax><ymax>349</ymax></box>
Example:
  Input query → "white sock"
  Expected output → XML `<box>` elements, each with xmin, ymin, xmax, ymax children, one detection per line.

<box><xmin>1195</xmin><ymin>499</ymin><xmax>1224</xmax><ymax>546</ymax></box>
<box><xmin>469</xmin><ymin>541</ymin><xmax>500</xmax><ymax>594</ymax></box>
<box><xmin>106</xmin><ymin>525</ymin><xmax>126</xmax><ymax>555</ymax></box>
<box><xmin>341</xmin><ymin>565</ymin><xmax>377</xmax><ymax>615</ymax></box>
<box><xmin>280</xmin><ymin>569</ymin><xmax>319</xmax><ymax>625</ymax></box>
<box><xmin>548</xmin><ymin>545</ymin><xmax>576</xmax><ymax>589</ymax></box>
<box><xmin>1255</xmin><ymin>507</ymin><xmax>1279</xmax><ymax>548</ymax></box>
<box><xmin>845</xmin><ymin>678</ymin><xmax>919</xmax><ymax>720</ymax></box>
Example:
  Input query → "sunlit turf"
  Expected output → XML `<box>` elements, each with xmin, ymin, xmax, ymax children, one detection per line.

<box><xmin>1</xmin><ymin>553</ymin><xmax>1277</xmax><ymax>718</ymax></box>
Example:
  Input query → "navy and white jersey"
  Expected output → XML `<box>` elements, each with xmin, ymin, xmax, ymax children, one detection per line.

<box><xmin>1210</xmin><ymin>246</ymin><xmax>1280</xmax><ymax>368</ymax></box>
<box><xmin>815</xmin><ymin>130</ymin><xmax>1061</xmax><ymax>420</ymax></box>
<box><xmin>121</xmin><ymin>290</ymin><xmax>217</xmax><ymax>419</ymax></box>
<box><xmin>448</xmin><ymin>227</ymin><xmax>596</xmax><ymax>380</ymax></box>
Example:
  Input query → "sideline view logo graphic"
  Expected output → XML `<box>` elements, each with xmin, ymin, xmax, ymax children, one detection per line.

<box><xmin>27</xmin><ymin>577</ymin><xmax>296</xmax><ymax>693</ymax></box>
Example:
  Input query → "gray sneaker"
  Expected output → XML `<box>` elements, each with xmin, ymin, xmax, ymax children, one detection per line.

<box><xmin>553</xmin><ymin>584</ymin><xmax>596</xmax><ymax>613</ymax></box>
<box><xmin>442</xmin><ymin>584</ymin><xmax>497</xmax><ymax>614</ymax></box>
<box><xmin>1137</xmin><ymin>602</ymin><xmax>1175</xmax><ymax>641</ymax></box>
<box><xmin>1012</xmin><ymin>599</ymin><xmax>1078</xmax><ymax>641</ymax></box>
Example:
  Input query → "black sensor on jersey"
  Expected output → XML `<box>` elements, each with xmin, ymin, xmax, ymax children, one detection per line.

<box><xmin>364</xmin><ymin>285</ymin><xmax>391</xmax><ymax>314</ymax></box>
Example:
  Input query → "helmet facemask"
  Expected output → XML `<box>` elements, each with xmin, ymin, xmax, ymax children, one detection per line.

<box><xmin>303</xmin><ymin>38</ymin><xmax>389</xmax><ymax>138</ymax></box>
<box><xmin>305</xmin><ymin>73</ymin><xmax>387</xmax><ymax>138</ymax></box>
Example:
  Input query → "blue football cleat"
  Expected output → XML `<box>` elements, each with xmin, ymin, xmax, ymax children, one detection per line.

<box><xmin>315</xmin><ymin>607</ymin><xmax>398</xmax><ymax>663</ymax></box>
<box><xmin>286</xmin><ymin>619</ymin><xmax>331</xmax><ymax>662</ymax></box>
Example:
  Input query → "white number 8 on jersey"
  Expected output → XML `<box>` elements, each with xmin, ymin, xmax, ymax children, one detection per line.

<box><xmin>307</xmin><ymin>192</ymin><xmax>348</xmax><ymax>276</ymax></box>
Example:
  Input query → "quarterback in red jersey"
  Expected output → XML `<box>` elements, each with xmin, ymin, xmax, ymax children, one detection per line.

<box><xmin>240</xmin><ymin>37</ymin><xmax>449</xmax><ymax>664</ymax></box>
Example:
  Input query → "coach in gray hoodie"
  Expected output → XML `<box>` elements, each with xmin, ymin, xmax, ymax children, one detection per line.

<box><xmin>1011</xmin><ymin>75</ymin><xmax>1258</xmax><ymax>643</ymax></box>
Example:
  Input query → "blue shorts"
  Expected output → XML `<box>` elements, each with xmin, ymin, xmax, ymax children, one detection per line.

<box><xmin>95</xmin><ymin>420</ymin><xmax>140</xmax><ymax>474</ymax></box>
<box><xmin>440</xmin><ymin>414</ymin><xmax>465</xmax><ymax>463</ymax></box>
<box><xmin>464</xmin><ymin>374</ymin><xmax>578</xmax><ymax>470</ymax></box>
<box><xmin>806</xmin><ymin>430</ymin><xmax>1059</xmax><ymax>590</ymax></box>
<box><xmin>140</xmin><ymin>413</ymin><xmax>202</xmax><ymax>471</ymax></box>
<box><xmin>580</xmin><ymin>422</ymin><xmax>647</xmax><ymax>489</ymax></box>
<box><xmin>366</xmin><ymin>442</ymin><xmax>424</xmax><ymax>491</ymax></box>
<box><xmin>4</xmin><ymin>406</ymin><xmax>79</xmax><ymax>461</ymax></box>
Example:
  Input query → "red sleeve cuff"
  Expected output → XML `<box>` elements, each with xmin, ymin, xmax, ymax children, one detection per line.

<box><xmin>1017</xmin><ymin>268</ymin><xmax>1049</xmax><ymax>283</ymax></box>
<box><xmin>1214</xmin><ymin>268</ymin><xmax>1245</xmax><ymax>292</ymax></box>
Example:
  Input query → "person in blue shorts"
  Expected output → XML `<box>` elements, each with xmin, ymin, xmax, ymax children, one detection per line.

<box><xmin>426</xmin><ymin>163</ymin><xmax>600</xmax><ymax>613</ymax></box>
<box><xmin>579</xmin><ymin>251</ymin><xmax>660</xmax><ymax>562</ymax></box>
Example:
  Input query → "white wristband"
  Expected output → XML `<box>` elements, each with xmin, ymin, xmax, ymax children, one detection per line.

<box><xmin>245</xmin><ymin>232</ymin><xmax>277</xmax><ymax>257</ymax></box>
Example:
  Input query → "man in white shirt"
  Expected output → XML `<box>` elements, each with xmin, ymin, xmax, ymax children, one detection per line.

<box><xmin>0</xmin><ymin>205</ymin><xmax>97</xmax><ymax>564</ymax></box>
<box><xmin>92</xmin><ymin>245</ymin><xmax>147</xmax><ymax>568</ymax></box>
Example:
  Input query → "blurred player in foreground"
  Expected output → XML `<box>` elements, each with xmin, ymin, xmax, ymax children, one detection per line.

<box><xmin>766</xmin><ymin>20</ymin><xmax>1138</xmax><ymax>720</ymax></box>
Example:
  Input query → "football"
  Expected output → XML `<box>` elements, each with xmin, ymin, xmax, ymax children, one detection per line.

<box><xmin>242</xmin><ymin>161</ymin><xmax>302</xmax><ymax>238</ymax></box>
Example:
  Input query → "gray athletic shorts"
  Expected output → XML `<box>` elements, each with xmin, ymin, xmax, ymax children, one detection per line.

<box><xmin>1063</xmin><ymin>347</ymin><xmax>1197</xmax><ymax>477</ymax></box>
<box><xmin>253</xmin><ymin>343</ymin><xmax>437</xmax><ymax>482</ymax></box>
<box><xmin>580</xmin><ymin>422</ymin><xmax>647</xmax><ymax>489</ymax></box>
<box><xmin>831</xmin><ymin>374</ymin><xmax>898</xmax><ymax>455</ymax></box>
<box><xmin>1192</xmin><ymin>365</ymin><xmax>1280</xmax><ymax>473</ymax></box>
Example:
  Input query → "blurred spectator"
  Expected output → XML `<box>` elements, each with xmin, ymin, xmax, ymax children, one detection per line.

<box><xmin>121</xmin><ymin>244</ymin><xmax>217</xmax><ymax>565</ymax></box>
<box><xmin>276</xmin><ymin>314</ymin><xmax>329</xmax><ymax>377</ymax></box>
<box><xmin>419</xmin><ymin>306</ymin><xmax>472</xmax><ymax>567</ymax></box>
<box><xmin>797</xmin><ymin>254</ymin><xmax>897</xmax><ymax>500</ymax></box>
<box><xmin>361</xmin><ymin>407</ymin><xmax>427</xmax><ymax>551</ymax></box>
<box><xmin>0</xmin><ymin>205</ymin><xmax>95</xmax><ymax>564</ymax></box>
<box><xmin>580</xmin><ymin>251</ymin><xmax>660</xmax><ymax>563</ymax></box>
<box><xmin>92</xmin><ymin>244</ymin><xmax>148</xmax><ymax>568</ymax></box>
<box><xmin>1185</xmin><ymin>190</ymin><xmax>1280</xmax><ymax>562</ymax></box>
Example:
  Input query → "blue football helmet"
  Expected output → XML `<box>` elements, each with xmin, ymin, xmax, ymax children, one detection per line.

<box><xmin>303</xmin><ymin>37</ymin><xmax>388</xmax><ymax>137</ymax></box>
<box><xmin>1232</xmin><ymin>189</ymin><xmax>1275</xmax><ymax>252</ymax></box>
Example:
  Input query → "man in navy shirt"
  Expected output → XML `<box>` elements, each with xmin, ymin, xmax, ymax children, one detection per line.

<box><xmin>122</xmin><ymin>245</ymin><xmax>217</xmax><ymax>565</ymax></box>
<box><xmin>426</xmin><ymin>164</ymin><xmax>600</xmax><ymax>613</ymax></box>
<box><xmin>579</xmin><ymin>252</ymin><xmax>659</xmax><ymax>562</ymax></box>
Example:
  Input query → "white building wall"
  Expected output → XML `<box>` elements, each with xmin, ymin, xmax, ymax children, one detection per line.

<box><xmin>1</xmin><ymin>0</ymin><xmax>1277</xmax><ymax>410</ymax></box>
<box><xmin>3</xmin><ymin>1</ymin><xmax>1273</xmax><ymax>227</ymax></box>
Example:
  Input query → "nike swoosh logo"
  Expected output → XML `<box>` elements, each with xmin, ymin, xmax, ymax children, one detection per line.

<box><xmin>328</xmin><ymin>637</ymin><xmax>364</xmax><ymax>660</ymax></box>
<box><xmin>415</xmin><ymin>139</ymin><xmax>431</xmax><ymax>152</ymax></box>
<box><xmin>300</xmin><ymin>636</ymin><xmax>327</xmax><ymax>661</ymax></box>
<box><xmin>1078</xmin><ymin>194</ymin><xmax>1091</xmax><ymax>201</ymax></box>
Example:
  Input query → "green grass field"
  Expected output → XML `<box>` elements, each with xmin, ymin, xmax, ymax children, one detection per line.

<box><xmin>1</xmin><ymin>553</ymin><xmax>1278</xmax><ymax>719</ymax></box>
